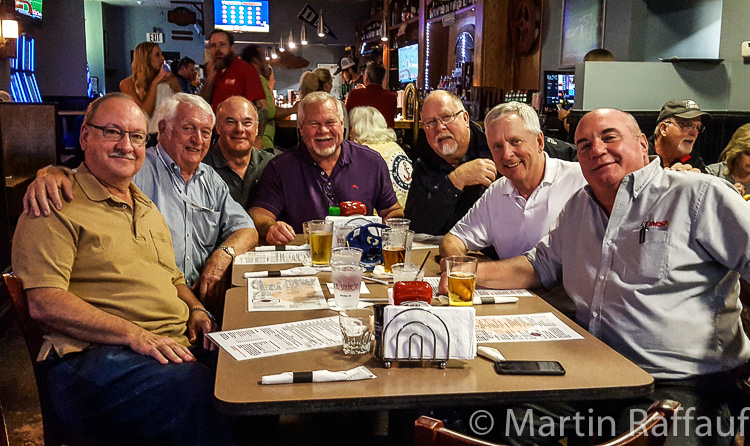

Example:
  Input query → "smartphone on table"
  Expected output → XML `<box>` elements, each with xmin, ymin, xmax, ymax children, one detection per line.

<box><xmin>493</xmin><ymin>360</ymin><xmax>566</xmax><ymax>376</ymax></box>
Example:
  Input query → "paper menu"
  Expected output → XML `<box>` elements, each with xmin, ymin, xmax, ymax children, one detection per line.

<box><xmin>247</xmin><ymin>277</ymin><xmax>328</xmax><ymax>311</ymax></box>
<box><xmin>235</xmin><ymin>250</ymin><xmax>310</xmax><ymax>265</ymax></box>
<box><xmin>475</xmin><ymin>312</ymin><xmax>584</xmax><ymax>343</ymax></box>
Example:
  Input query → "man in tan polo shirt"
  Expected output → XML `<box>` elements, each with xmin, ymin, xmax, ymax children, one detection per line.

<box><xmin>11</xmin><ymin>93</ymin><xmax>233</xmax><ymax>445</ymax></box>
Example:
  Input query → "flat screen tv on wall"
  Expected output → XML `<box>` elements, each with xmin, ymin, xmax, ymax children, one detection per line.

<box><xmin>214</xmin><ymin>0</ymin><xmax>269</xmax><ymax>33</ymax></box>
<box><xmin>15</xmin><ymin>0</ymin><xmax>43</xmax><ymax>21</ymax></box>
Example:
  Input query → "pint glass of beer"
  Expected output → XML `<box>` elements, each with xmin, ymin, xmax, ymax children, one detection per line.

<box><xmin>381</xmin><ymin>228</ymin><xmax>414</xmax><ymax>273</ymax></box>
<box><xmin>446</xmin><ymin>256</ymin><xmax>478</xmax><ymax>306</ymax></box>
<box><xmin>307</xmin><ymin>220</ymin><xmax>334</xmax><ymax>266</ymax></box>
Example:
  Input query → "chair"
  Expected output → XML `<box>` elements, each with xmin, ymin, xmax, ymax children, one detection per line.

<box><xmin>1</xmin><ymin>272</ymin><xmax>91</xmax><ymax>446</ymax></box>
<box><xmin>414</xmin><ymin>400</ymin><xmax>681</xmax><ymax>446</ymax></box>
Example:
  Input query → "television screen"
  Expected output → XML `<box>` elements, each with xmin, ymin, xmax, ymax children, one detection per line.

<box><xmin>398</xmin><ymin>43</ymin><xmax>418</xmax><ymax>84</ymax></box>
<box><xmin>544</xmin><ymin>71</ymin><xmax>575</xmax><ymax>105</ymax></box>
<box><xmin>214</xmin><ymin>0</ymin><xmax>269</xmax><ymax>33</ymax></box>
<box><xmin>15</xmin><ymin>0</ymin><xmax>43</xmax><ymax>21</ymax></box>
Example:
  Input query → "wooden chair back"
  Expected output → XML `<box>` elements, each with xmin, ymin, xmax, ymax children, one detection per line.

<box><xmin>415</xmin><ymin>400</ymin><xmax>681</xmax><ymax>446</ymax></box>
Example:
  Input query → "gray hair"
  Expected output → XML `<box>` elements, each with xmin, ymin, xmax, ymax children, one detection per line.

<box><xmin>157</xmin><ymin>93</ymin><xmax>216</xmax><ymax>132</ymax></box>
<box><xmin>484</xmin><ymin>102</ymin><xmax>541</xmax><ymax>136</ymax></box>
<box><xmin>297</xmin><ymin>91</ymin><xmax>344</xmax><ymax>126</ymax></box>
<box><xmin>349</xmin><ymin>106</ymin><xmax>396</xmax><ymax>144</ymax></box>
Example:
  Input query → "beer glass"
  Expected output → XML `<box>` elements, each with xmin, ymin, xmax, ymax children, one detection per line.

<box><xmin>446</xmin><ymin>256</ymin><xmax>478</xmax><ymax>306</ymax></box>
<box><xmin>381</xmin><ymin>228</ymin><xmax>414</xmax><ymax>273</ymax></box>
<box><xmin>307</xmin><ymin>220</ymin><xmax>333</xmax><ymax>266</ymax></box>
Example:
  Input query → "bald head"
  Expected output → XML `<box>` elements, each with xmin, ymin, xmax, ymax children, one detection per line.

<box><xmin>574</xmin><ymin>109</ymin><xmax>649</xmax><ymax>208</ymax></box>
<box><xmin>215</xmin><ymin>96</ymin><xmax>259</xmax><ymax>156</ymax></box>
<box><xmin>420</xmin><ymin>90</ymin><xmax>471</xmax><ymax>164</ymax></box>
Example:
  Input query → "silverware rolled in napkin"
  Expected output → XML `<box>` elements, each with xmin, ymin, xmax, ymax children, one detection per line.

<box><xmin>243</xmin><ymin>266</ymin><xmax>318</xmax><ymax>278</ymax></box>
<box><xmin>260</xmin><ymin>365</ymin><xmax>376</xmax><ymax>385</ymax></box>
<box><xmin>255</xmin><ymin>244</ymin><xmax>310</xmax><ymax>252</ymax></box>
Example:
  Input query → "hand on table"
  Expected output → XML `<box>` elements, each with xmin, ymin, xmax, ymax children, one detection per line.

<box><xmin>266</xmin><ymin>221</ymin><xmax>296</xmax><ymax>245</ymax></box>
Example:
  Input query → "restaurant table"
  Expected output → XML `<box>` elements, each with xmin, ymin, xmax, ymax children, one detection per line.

<box><xmin>214</xmin><ymin>285</ymin><xmax>654</xmax><ymax>416</ymax></box>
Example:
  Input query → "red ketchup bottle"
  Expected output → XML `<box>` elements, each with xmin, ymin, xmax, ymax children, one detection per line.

<box><xmin>339</xmin><ymin>201</ymin><xmax>367</xmax><ymax>216</ymax></box>
<box><xmin>393</xmin><ymin>281</ymin><xmax>433</xmax><ymax>306</ymax></box>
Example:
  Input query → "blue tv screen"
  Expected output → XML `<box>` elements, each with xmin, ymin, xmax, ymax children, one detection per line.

<box><xmin>214</xmin><ymin>0</ymin><xmax>269</xmax><ymax>33</ymax></box>
<box><xmin>398</xmin><ymin>43</ymin><xmax>419</xmax><ymax>84</ymax></box>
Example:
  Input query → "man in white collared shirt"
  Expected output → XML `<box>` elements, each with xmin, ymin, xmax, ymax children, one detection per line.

<box><xmin>440</xmin><ymin>102</ymin><xmax>586</xmax><ymax>259</ymax></box>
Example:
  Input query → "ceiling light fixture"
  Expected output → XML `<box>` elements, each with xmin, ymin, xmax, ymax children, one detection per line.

<box><xmin>317</xmin><ymin>10</ymin><xmax>325</xmax><ymax>37</ymax></box>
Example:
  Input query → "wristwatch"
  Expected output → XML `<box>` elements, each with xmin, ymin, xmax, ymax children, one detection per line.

<box><xmin>219</xmin><ymin>245</ymin><xmax>236</xmax><ymax>259</ymax></box>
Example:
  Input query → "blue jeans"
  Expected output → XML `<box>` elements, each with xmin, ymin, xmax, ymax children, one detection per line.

<box><xmin>41</xmin><ymin>344</ymin><xmax>234</xmax><ymax>446</ymax></box>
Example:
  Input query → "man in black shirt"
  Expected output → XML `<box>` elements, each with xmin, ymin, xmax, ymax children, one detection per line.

<box><xmin>405</xmin><ymin>90</ymin><xmax>494</xmax><ymax>235</ymax></box>
<box><xmin>648</xmin><ymin>99</ymin><xmax>711</xmax><ymax>172</ymax></box>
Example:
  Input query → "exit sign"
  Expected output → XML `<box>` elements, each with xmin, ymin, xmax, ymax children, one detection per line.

<box><xmin>146</xmin><ymin>33</ymin><xmax>164</xmax><ymax>43</ymax></box>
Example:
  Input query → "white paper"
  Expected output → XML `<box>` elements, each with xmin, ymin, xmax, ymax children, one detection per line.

<box><xmin>247</xmin><ymin>277</ymin><xmax>328</xmax><ymax>311</ymax></box>
<box><xmin>235</xmin><ymin>250</ymin><xmax>310</xmax><ymax>265</ymax></box>
<box><xmin>243</xmin><ymin>266</ymin><xmax>318</xmax><ymax>278</ymax></box>
<box><xmin>325</xmin><ymin>282</ymin><xmax>370</xmax><ymax>295</ymax></box>
<box><xmin>424</xmin><ymin>277</ymin><xmax>529</xmax><ymax>303</ymax></box>
<box><xmin>207</xmin><ymin>316</ymin><xmax>342</xmax><ymax>361</ymax></box>
<box><xmin>475</xmin><ymin>312</ymin><xmax>584</xmax><ymax>343</ymax></box>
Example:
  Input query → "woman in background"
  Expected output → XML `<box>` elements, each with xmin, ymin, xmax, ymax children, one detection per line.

<box><xmin>120</xmin><ymin>42</ymin><xmax>181</xmax><ymax>136</ymax></box>
<box><xmin>299</xmin><ymin>67</ymin><xmax>348</xmax><ymax>138</ymax></box>
<box><xmin>706</xmin><ymin>123</ymin><xmax>750</xmax><ymax>196</ymax></box>
<box><xmin>349</xmin><ymin>106</ymin><xmax>411</xmax><ymax>208</ymax></box>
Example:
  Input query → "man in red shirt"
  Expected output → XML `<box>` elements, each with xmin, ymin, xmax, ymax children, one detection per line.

<box><xmin>201</xmin><ymin>29</ymin><xmax>267</xmax><ymax>133</ymax></box>
<box><xmin>345</xmin><ymin>62</ymin><xmax>397</xmax><ymax>128</ymax></box>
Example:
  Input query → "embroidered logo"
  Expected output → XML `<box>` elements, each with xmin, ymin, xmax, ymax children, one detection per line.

<box><xmin>351</xmin><ymin>184</ymin><xmax>359</xmax><ymax>189</ymax></box>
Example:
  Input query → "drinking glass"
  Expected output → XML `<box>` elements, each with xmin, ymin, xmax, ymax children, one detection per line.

<box><xmin>385</xmin><ymin>218</ymin><xmax>411</xmax><ymax>230</ymax></box>
<box><xmin>331</xmin><ymin>263</ymin><xmax>365</xmax><ymax>309</ymax></box>
<box><xmin>331</xmin><ymin>247</ymin><xmax>363</xmax><ymax>265</ymax></box>
<box><xmin>381</xmin><ymin>228</ymin><xmax>414</xmax><ymax>273</ymax></box>
<box><xmin>339</xmin><ymin>308</ymin><xmax>374</xmax><ymax>354</ymax></box>
<box><xmin>446</xmin><ymin>256</ymin><xmax>478</xmax><ymax>306</ymax></box>
<box><xmin>391</xmin><ymin>263</ymin><xmax>424</xmax><ymax>282</ymax></box>
<box><xmin>307</xmin><ymin>220</ymin><xmax>333</xmax><ymax>266</ymax></box>
<box><xmin>333</xmin><ymin>222</ymin><xmax>360</xmax><ymax>248</ymax></box>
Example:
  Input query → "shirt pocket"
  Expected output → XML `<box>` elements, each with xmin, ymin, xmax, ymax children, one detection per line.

<box><xmin>149</xmin><ymin>229</ymin><xmax>177</xmax><ymax>272</ymax></box>
<box><xmin>619</xmin><ymin>226</ymin><xmax>670</xmax><ymax>284</ymax></box>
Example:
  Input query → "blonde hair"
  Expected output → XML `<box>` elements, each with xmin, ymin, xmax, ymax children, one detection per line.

<box><xmin>131</xmin><ymin>42</ymin><xmax>160</xmax><ymax>101</ymax></box>
<box><xmin>297</xmin><ymin>91</ymin><xmax>344</xmax><ymax>126</ymax></box>
<box><xmin>719</xmin><ymin>123</ymin><xmax>750</xmax><ymax>177</ymax></box>
<box><xmin>300</xmin><ymin>68</ymin><xmax>333</xmax><ymax>98</ymax></box>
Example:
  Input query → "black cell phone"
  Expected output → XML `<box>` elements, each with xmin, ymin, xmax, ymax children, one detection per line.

<box><xmin>493</xmin><ymin>360</ymin><xmax>566</xmax><ymax>376</ymax></box>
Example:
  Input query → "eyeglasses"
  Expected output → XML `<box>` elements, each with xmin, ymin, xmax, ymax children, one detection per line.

<box><xmin>223</xmin><ymin>118</ymin><xmax>256</xmax><ymax>128</ymax></box>
<box><xmin>422</xmin><ymin>110</ymin><xmax>464</xmax><ymax>130</ymax></box>
<box><xmin>664</xmin><ymin>120</ymin><xmax>705</xmax><ymax>134</ymax></box>
<box><xmin>303</xmin><ymin>120</ymin><xmax>341</xmax><ymax>131</ymax></box>
<box><xmin>87</xmin><ymin>123</ymin><xmax>147</xmax><ymax>147</ymax></box>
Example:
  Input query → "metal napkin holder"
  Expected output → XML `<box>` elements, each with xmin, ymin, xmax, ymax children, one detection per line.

<box><xmin>375</xmin><ymin>307</ymin><xmax>451</xmax><ymax>369</ymax></box>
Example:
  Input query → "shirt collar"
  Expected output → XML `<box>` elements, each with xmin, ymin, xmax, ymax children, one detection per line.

<box><xmin>629</xmin><ymin>156</ymin><xmax>662</xmax><ymax>199</ymax></box>
<box><xmin>206</xmin><ymin>143</ymin><xmax>230</xmax><ymax>169</ymax></box>
<box><xmin>75</xmin><ymin>163</ymin><xmax>152</xmax><ymax>206</ymax></box>
<box><xmin>156</xmin><ymin>143</ymin><xmax>206</xmax><ymax>178</ymax></box>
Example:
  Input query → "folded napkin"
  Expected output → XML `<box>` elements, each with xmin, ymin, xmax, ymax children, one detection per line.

<box><xmin>382</xmin><ymin>306</ymin><xmax>476</xmax><ymax>360</ymax></box>
<box><xmin>477</xmin><ymin>346</ymin><xmax>505</xmax><ymax>362</ymax></box>
<box><xmin>261</xmin><ymin>365</ymin><xmax>376</xmax><ymax>385</ymax></box>
<box><xmin>255</xmin><ymin>244</ymin><xmax>310</xmax><ymax>252</ymax></box>
<box><xmin>244</xmin><ymin>266</ymin><xmax>318</xmax><ymax>278</ymax></box>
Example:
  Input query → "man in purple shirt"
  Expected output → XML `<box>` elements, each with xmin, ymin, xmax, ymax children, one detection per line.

<box><xmin>249</xmin><ymin>91</ymin><xmax>403</xmax><ymax>245</ymax></box>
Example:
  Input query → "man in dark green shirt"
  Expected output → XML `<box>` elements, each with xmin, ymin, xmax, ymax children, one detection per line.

<box><xmin>203</xmin><ymin>96</ymin><xmax>275</xmax><ymax>208</ymax></box>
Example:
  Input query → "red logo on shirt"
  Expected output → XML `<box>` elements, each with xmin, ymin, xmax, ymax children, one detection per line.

<box><xmin>646</xmin><ymin>220</ymin><xmax>669</xmax><ymax>228</ymax></box>
<box><xmin>352</xmin><ymin>184</ymin><xmax>359</xmax><ymax>189</ymax></box>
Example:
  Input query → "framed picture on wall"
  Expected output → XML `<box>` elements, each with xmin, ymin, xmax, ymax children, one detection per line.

<box><xmin>559</xmin><ymin>0</ymin><xmax>605</xmax><ymax>67</ymax></box>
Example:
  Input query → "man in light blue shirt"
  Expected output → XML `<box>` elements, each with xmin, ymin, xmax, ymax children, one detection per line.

<box><xmin>449</xmin><ymin>108</ymin><xmax>750</xmax><ymax>444</ymax></box>
<box><xmin>24</xmin><ymin>94</ymin><xmax>258</xmax><ymax>309</ymax></box>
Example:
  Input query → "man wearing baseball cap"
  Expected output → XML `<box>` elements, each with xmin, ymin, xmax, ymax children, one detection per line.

<box><xmin>334</xmin><ymin>56</ymin><xmax>363</xmax><ymax>99</ymax></box>
<box><xmin>649</xmin><ymin>99</ymin><xmax>712</xmax><ymax>172</ymax></box>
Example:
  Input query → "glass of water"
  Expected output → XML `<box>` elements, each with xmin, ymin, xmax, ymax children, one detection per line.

<box><xmin>331</xmin><ymin>263</ymin><xmax>365</xmax><ymax>309</ymax></box>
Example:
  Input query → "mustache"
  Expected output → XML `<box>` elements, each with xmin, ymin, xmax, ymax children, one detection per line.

<box><xmin>109</xmin><ymin>151</ymin><xmax>135</xmax><ymax>160</ymax></box>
